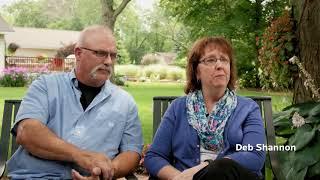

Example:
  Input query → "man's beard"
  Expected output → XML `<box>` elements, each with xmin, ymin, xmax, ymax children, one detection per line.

<box><xmin>89</xmin><ymin>64</ymin><xmax>113</xmax><ymax>80</ymax></box>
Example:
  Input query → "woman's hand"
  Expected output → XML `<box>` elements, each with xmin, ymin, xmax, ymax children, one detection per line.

<box><xmin>172</xmin><ymin>161</ymin><xmax>209</xmax><ymax>180</ymax></box>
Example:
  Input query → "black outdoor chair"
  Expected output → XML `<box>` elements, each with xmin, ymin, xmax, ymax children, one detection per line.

<box><xmin>0</xmin><ymin>100</ymin><xmax>20</xmax><ymax>178</ymax></box>
<box><xmin>0</xmin><ymin>100</ymin><xmax>137</xmax><ymax>180</ymax></box>
<box><xmin>153</xmin><ymin>96</ymin><xmax>284</xmax><ymax>180</ymax></box>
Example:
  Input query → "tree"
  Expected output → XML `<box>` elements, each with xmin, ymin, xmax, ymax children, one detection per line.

<box><xmin>115</xmin><ymin>1</ymin><xmax>179</xmax><ymax>64</ymax></box>
<box><xmin>160</xmin><ymin>0</ymin><xmax>290</xmax><ymax>88</ymax></box>
<box><xmin>100</xmin><ymin>0</ymin><xmax>131</xmax><ymax>31</ymax></box>
<box><xmin>2</xmin><ymin>0</ymin><xmax>49</xmax><ymax>28</ymax></box>
<box><xmin>291</xmin><ymin>0</ymin><xmax>320</xmax><ymax>103</ymax></box>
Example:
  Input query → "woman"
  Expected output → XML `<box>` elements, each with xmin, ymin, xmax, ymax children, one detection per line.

<box><xmin>144</xmin><ymin>37</ymin><xmax>265</xmax><ymax>180</ymax></box>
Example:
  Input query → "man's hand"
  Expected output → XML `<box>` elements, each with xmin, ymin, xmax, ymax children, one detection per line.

<box><xmin>72</xmin><ymin>169</ymin><xmax>100</xmax><ymax>180</ymax></box>
<box><xmin>172</xmin><ymin>161</ymin><xmax>209</xmax><ymax>180</ymax></box>
<box><xmin>72</xmin><ymin>150</ymin><xmax>114</xmax><ymax>180</ymax></box>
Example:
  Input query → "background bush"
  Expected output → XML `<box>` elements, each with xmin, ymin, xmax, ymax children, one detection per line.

<box><xmin>165</xmin><ymin>66</ymin><xmax>185</xmax><ymax>81</ymax></box>
<box><xmin>115</xmin><ymin>64</ymin><xmax>186</xmax><ymax>82</ymax></box>
<box><xmin>140</xmin><ymin>54</ymin><xmax>166</xmax><ymax>65</ymax></box>
<box><xmin>115</xmin><ymin>65</ymin><xmax>141</xmax><ymax>78</ymax></box>
<box><xmin>143</xmin><ymin>65</ymin><xmax>167</xmax><ymax>80</ymax></box>
<box><xmin>113</xmin><ymin>74</ymin><xmax>126</xmax><ymax>86</ymax></box>
<box><xmin>173</xmin><ymin>57</ymin><xmax>187</xmax><ymax>68</ymax></box>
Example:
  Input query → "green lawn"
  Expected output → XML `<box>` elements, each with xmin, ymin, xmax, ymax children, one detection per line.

<box><xmin>0</xmin><ymin>82</ymin><xmax>292</xmax><ymax>143</ymax></box>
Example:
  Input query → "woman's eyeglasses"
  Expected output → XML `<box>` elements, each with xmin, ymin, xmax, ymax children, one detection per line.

<box><xmin>199</xmin><ymin>57</ymin><xmax>230</xmax><ymax>66</ymax></box>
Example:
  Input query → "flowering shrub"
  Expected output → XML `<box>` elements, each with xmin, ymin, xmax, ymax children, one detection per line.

<box><xmin>258</xmin><ymin>10</ymin><xmax>295</xmax><ymax>90</ymax></box>
<box><xmin>0</xmin><ymin>67</ymin><xmax>28</xmax><ymax>87</ymax></box>
<box><xmin>27</xmin><ymin>65</ymin><xmax>50</xmax><ymax>84</ymax></box>
<box><xmin>273</xmin><ymin>102</ymin><xmax>320</xmax><ymax>179</ymax></box>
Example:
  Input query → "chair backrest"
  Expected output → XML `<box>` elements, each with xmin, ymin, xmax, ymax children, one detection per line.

<box><xmin>0</xmin><ymin>100</ymin><xmax>21</xmax><ymax>176</ymax></box>
<box><xmin>152</xmin><ymin>96</ymin><xmax>283</xmax><ymax>180</ymax></box>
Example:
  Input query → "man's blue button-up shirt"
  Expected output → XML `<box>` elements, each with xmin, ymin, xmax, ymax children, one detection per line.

<box><xmin>7</xmin><ymin>71</ymin><xmax>143</xmax><ymax>179</ymax></box>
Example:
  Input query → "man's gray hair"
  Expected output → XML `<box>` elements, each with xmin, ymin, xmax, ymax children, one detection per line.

<box><xmin>76</xmin><ymin>25</ymin><xmax>115</xmax><ymax>47</ymax></box>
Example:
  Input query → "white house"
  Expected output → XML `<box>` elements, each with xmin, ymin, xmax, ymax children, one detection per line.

<box><xmin>5</xmin><ymin>27</ymin><xmax>80</xmax><ymax>57</ymax></box>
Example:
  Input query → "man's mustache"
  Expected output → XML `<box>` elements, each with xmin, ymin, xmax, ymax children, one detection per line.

<box><xmin>90</xmin><ymin>64</ymin><xmax>113</xmax><ymax>79</ymax></box>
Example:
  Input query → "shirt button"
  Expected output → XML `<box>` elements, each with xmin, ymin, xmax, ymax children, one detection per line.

<box><xmin>196</xmin><ymin>158</ymin><xmax>200</xmax><ymax>162</ymax></box>
<box><xmin>197</xmin><ymin>145</ymin><xmax>200</xmax><ymax>148</ymax></box>
<box><xmin>75</xmin><ymin>130</ymin><xmax>81</xmax><ymax>135</ymax></box>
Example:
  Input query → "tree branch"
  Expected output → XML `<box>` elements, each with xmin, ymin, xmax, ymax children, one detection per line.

<box><xmin>157</xmin><ymin>32</ymin><xmax>189</xmax><ymax>50</ymax></box>
<box><xmin>114</xmin><ymin>0</ymin><xmax>131</xmax><ymax>19</ymax></box>
<box><xmin>137</xmin><ymin>37</ymin><xmax>147</xmax><ymax>49</ymax></box>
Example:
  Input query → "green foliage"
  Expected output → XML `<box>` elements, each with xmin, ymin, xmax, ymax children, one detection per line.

<box><xmin>0</xmin><ymin>0</ymin><xmax>94</xmax><ymax>30</ymax></box>
<box><xmin>113</xmin><ymin>74</ymin><xmax>126</xmax><ymax>86</ymax></box>
<box><xmin>115</xmin><ymin>3</ymin><xmax>147</xmax><ymax>64</ymax></box>
<box><xmin>116</xmin><ymin>2</ymin><xmax>178</xmax><ymax>64</ymax></box>
<box><xmin>233</xmin><ymin>39</ymin><xmax>259</xmax><ymax>88</ymax></box>
<box><xmin>3</xmin><ymin>0</ymin><xmax>49</xmax><ymax>28</ymax></box>
<box><xmin>115</xmin><ymin>33</ymin><xmax>131</xmax><ymax>65</ymax></box>
<box><xmin>160</xmin><ymin>0</ymin><xmax>291</xmax><ymax>88</ymax></box>
<box><xmin>238</xmin><ymin>69</ymin><xmax>259</xmax><ymax>88</ymax></box>
<box><xmin>47</xmin><ymin>17</ymin><xmax>84</xmax><ymax>31</ymax></box>
<box><xmin>258</xmin><ymin>10</ymin><xmax>295</xmax><ymax>90</ymax></box>
<box><xmin>273</xmin><ymin>102</ymin><xmax>320</xmax><ymax>179</ymax></box>
<box><xmin>173</xmin><ymin>57</ymin><xmax>187</xmax><ymax>68</ymax></box>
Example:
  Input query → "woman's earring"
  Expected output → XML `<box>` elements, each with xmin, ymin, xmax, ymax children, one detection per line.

<box><xmin>197</xmin><ymin>79</ymin><xmax>201</xmax><ymax>86</ymax></box>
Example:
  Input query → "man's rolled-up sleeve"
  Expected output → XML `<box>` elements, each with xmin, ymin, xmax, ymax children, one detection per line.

<box><xmin>119</xmin><ymin>101</ymin><xmax>143</xmax><ymax>155</ymax></box>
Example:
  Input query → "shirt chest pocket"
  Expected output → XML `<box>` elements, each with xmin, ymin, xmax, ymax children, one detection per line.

<box><xmin>67</xmin><ymin>110</ymin><xmax>127</xmax><ymax>150</ymax></box>
<box><xmin>93</xmin><ymin>109</ymin><xmax>127</xmax><ymax>136</ymax></box>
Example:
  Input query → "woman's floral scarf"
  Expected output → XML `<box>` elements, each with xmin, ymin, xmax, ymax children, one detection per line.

<box><xmin>186</xmin><ymin>89</ymin><xmax>237</xmax><ymax>151</ymax></box>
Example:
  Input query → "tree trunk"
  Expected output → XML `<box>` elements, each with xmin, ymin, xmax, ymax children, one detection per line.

<box><xmin>99</xmin><ymin>0</ymin><xmax>131</xmax><ymax>82</ymax></box>
<box><xmin>100</xmin><ymin>0</ymin><xmax>131</xmax><ymax>31</ymax></box>
<box><xmin>292</xmin><ymin>0</ymin><xmax>320</xmax><ymax>103</ymax></box>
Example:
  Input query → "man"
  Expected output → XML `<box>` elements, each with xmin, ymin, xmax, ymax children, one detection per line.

<box><xmin>7</xmin><ymin>25</ymin><xmax>143</xmax><ymax>179</ymax></box>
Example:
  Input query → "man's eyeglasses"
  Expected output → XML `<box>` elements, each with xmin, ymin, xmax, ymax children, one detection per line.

<box><xmin>80</xmin><ymin>47</ymin><xmax>118</xmax><ymax>61</ymax></box>
<box><xmin>199</xmin><ymin>57</ymin><xmax>230</xmax><ymax>66</ymax></box>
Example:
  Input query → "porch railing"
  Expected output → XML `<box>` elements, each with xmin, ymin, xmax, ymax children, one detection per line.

<box><xmin>5</xmin><ymin>56</ymin><xmax>76</xmax><ymax>72</ymax></box>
